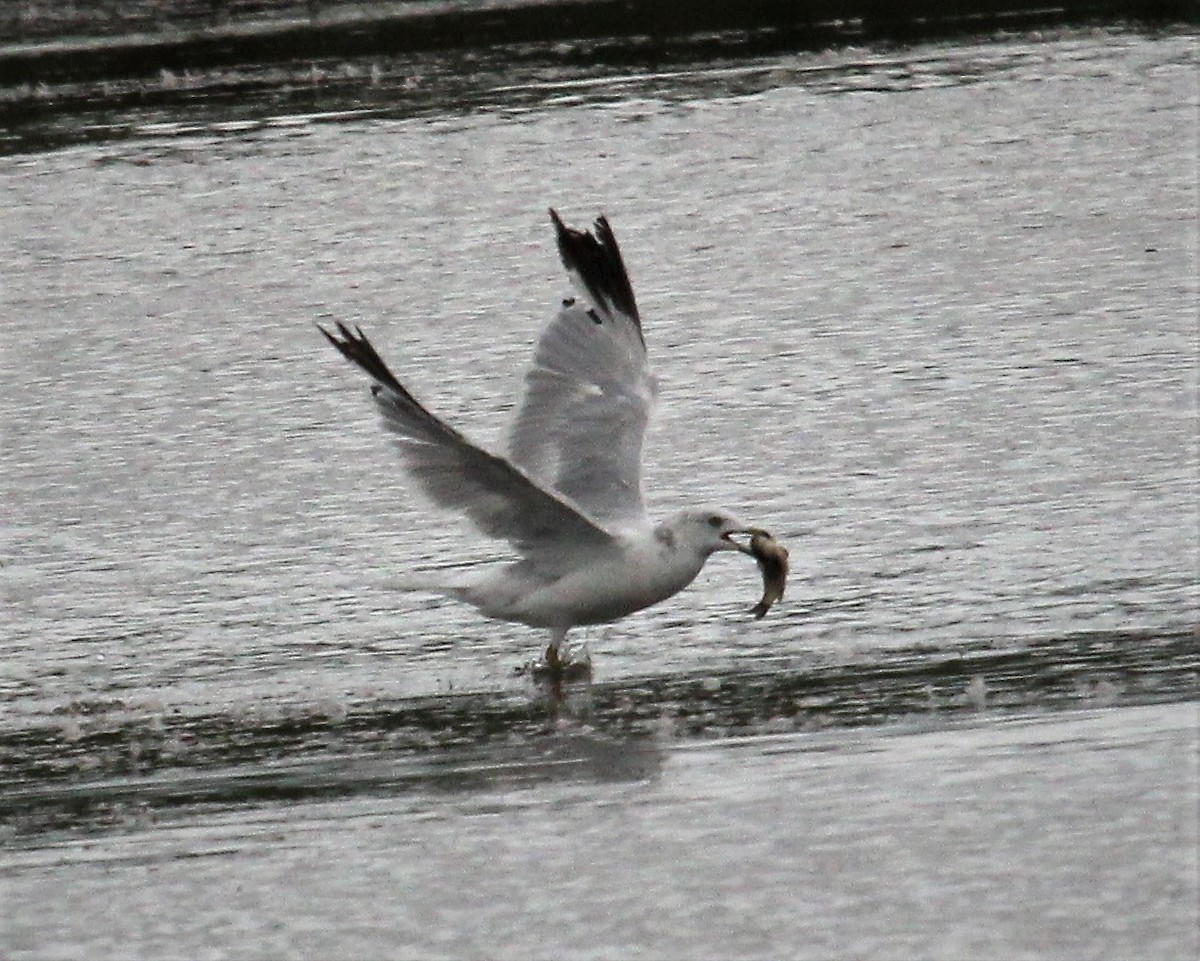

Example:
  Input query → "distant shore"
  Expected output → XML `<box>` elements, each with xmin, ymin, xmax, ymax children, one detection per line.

<box><xmin>0</xmin><ymin>0</ymin><xmax>1194</xmax><ymax>87</ymax></box>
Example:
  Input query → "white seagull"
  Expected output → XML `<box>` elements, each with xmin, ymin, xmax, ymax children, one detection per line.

<box><xmin>321</xmin><ymin>210</ymin><xmax>767</xmax><ymax>674</ymax></box>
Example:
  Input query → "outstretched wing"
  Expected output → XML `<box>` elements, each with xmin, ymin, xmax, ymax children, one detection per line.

<box><xmin>508</xmin><ymin>211</ymin><xmax>657</xmax><ymax>528</ymax></box>
<box><xmin>320</xmin><ymin>322</ymin><xmax>614</xmax><ymax>557</ymax></box>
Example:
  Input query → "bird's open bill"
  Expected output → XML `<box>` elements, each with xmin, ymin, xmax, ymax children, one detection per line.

<box><xmin>721</xmin><ymin>527</ymin><xmax>771</xmax><ymax>555</ymax></box>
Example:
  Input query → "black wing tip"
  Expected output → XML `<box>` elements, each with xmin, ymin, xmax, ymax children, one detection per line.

<box><xmin>548</xmin><ymin>207</ymin><xmax>590</xmax><ymax>263</ymax></box>
<box><xmin>318</xmin><ymin>321</ymin><xmax>404</xmax><ymax>394</ymax></box>
<box><xmin>320</xmin><ymin>322</ymin><xmax>452</xmax><ymax>437</ymax></box>
<box><xmin>548</xmin><ymin>207</ymin><xmax>613</xmax><ymax>254</ymax></box>
<box><xmin>547</xmin><ymin>208</ymin><xmax>641</xmax><ymax>331</ymax></box>
<box><xmin>549</xmin><ymin>207</ymin><xmax>613</xmax><ymax>238</ymax></box>
<box><xmin>317</xmin><ymin>320</ymin><xmax>359</xmax><ymax>354</ymax></box>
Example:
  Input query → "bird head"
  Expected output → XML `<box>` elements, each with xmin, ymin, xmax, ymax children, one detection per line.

<box><xmin>670</xmin><ymin>507</ymin><xmax>760</xmax><ymax>557</ymax></box>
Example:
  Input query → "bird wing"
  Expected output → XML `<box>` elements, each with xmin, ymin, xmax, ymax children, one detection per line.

<box><xmin>508</xmin><ymin>211</ymin><xmax>657</xmax><ymax>527</ymax></box>
<box><xmin>320</xmin><ymin>322</ymin><xmax>615</xmax><ymax>558</ymax></box>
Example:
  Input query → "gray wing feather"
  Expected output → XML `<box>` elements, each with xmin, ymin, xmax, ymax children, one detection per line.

<box><xmin>508</xmin><ymin>212</ymin><xmax>656</xmax><ymax>526</ymax></box>
<box><xmin>320</xmin><ymin>322</ymin><xmax>614</xmax><ymax>556</ymax></box>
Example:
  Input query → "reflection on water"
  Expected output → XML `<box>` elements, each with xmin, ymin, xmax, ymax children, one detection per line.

<box><xmin>2</xmin><ymin>627</ymin><xmax>1194</xmax><ymax>837</ymax></box>
<box><xmin>2</xmin><ymin>701</ymin><xmax>1196</xmax><ymax>961</ymax></box>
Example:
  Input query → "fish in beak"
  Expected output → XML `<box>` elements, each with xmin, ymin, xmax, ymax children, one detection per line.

<box><xmin>742</xmin><ymin>528</ymin><xmax>789</xmax><ymax>618</ymax></box>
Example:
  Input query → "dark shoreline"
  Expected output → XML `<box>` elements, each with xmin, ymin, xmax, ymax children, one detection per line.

<box><xmin>1</xmin><ymin>0</ymin><xmax>1195</xmax><ymax>87</ymax></box>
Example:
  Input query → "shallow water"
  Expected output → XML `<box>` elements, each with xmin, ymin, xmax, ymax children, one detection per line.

<box><xmin>1</xmin><ymin>25</ymin><xmax>1197</xmax><ymax>960</ymax></box>
<box><xmin>2</xmin><ymin>703</ymin><xmax>1197</xmax><ymax>960</ymax></box>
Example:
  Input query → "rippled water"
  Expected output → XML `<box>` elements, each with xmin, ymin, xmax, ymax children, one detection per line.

<box><xmin>1</xmin><ymin>25</ymin><xmax>1197</xmax><ymax>960</ymax></box>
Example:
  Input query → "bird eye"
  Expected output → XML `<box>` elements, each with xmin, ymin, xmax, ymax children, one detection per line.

<box><xmin>707</xmin><ymin>514</ymin><xmax>723</xmax><ymax>528</ymax></box>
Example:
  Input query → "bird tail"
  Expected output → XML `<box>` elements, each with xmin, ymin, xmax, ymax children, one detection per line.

<box><xmin>371</xmin><ymin>574</ymin><xmax>473</xmax><ymax>600</ymax></box>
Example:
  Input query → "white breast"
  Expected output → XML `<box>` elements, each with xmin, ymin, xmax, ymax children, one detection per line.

<box><xmin>512</xmin><ymin>532</ymin><xmax>708</xmax><ymax>628</ymax></box>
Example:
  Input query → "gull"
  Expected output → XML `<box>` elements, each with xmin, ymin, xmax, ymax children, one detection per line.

<box><xmin>320</xmin><ymin>210</ymin><xmax>765</xmax><ymax>674</ymax></box>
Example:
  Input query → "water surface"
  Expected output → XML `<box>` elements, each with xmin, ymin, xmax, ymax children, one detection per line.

<box><xmin>1</xmin><ymin>25</ymin><xmax>1197</xmax><ymax>960</ymax></box>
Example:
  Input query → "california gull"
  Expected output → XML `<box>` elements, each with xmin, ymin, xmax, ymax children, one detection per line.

<box><xmin>320</xmin><ymin>210</ymin><xmax>774</xmax><ymax>674</ymax></box>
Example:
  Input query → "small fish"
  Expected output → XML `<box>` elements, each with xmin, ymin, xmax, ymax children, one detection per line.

<box><xmin>747</xmin><ymin>530</ymin><xmax>788</xmax><ymax>619</ymax></box>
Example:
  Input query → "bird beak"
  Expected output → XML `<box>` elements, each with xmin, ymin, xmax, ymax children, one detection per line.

<box><xmin>721</xmin><ymin>528</ymin><xmax>767</xmax><ymax>554</ymax></box>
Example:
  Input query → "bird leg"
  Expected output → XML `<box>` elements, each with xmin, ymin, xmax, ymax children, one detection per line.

<box><xmin>545</xmin><ymin>626</ymin><xmax>569</xmax><ymax>676</ymax></box>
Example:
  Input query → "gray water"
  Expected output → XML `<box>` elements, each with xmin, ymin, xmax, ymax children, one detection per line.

<box><xmin>1</xmin><ymin>26</ymin><xmax>1198</xmax><ymax>960</ymax></box>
